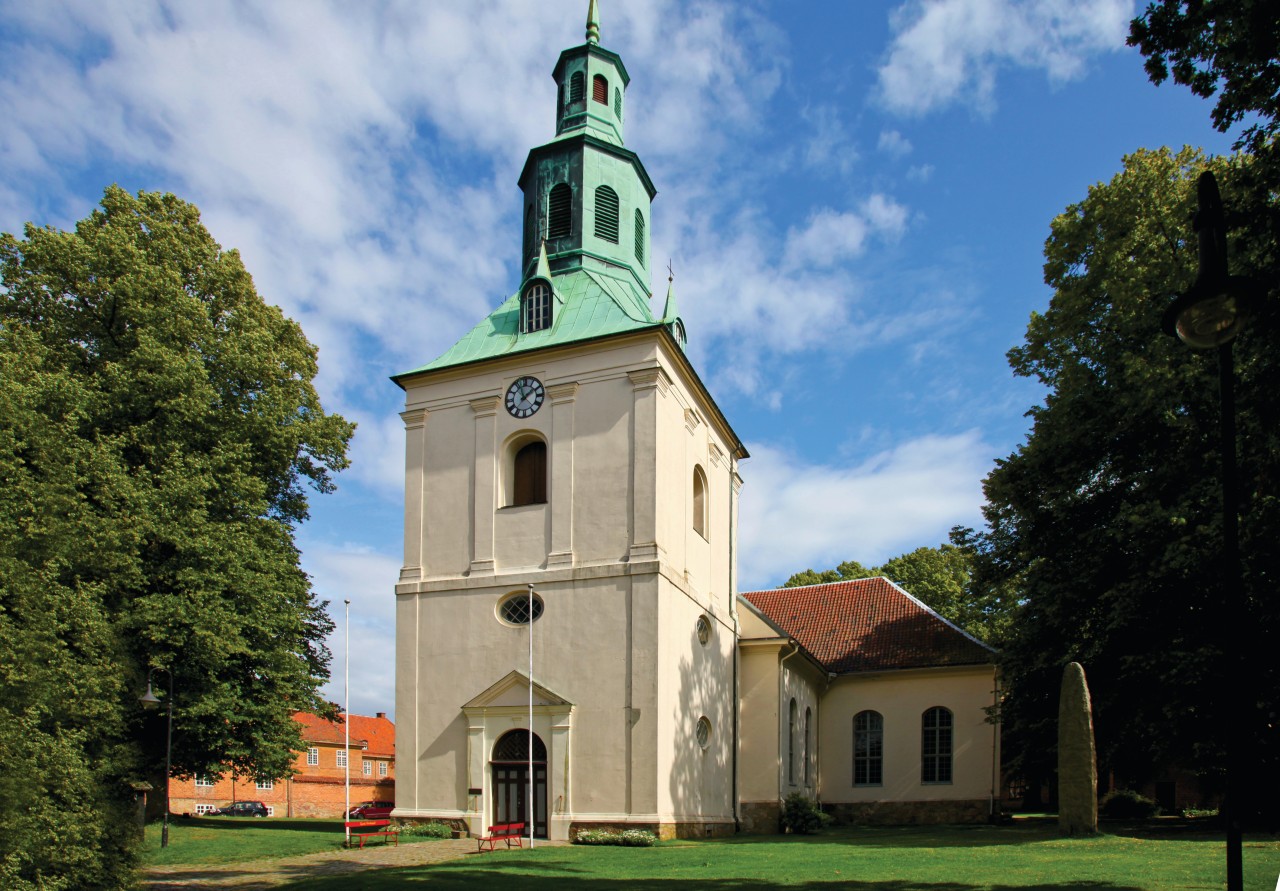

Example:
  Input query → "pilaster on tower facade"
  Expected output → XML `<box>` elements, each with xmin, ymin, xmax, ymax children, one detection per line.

<box><xmin>393</xmin><ymin>1</ymin><xmax>746</xmax><ymax>841</ymax></box>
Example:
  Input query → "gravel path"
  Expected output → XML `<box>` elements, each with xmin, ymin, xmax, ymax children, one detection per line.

<box><xmin>142</xmin><ymin>838</ymin><xmax>564</xmax><ymax>889</ymax></box>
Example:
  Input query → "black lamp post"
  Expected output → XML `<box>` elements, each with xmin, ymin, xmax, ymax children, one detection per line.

<box><xmin>140</xmin><ymin>667</ymin><xmax>174</xmax><ymax>849</ymax></box>
<box><xmin>1162</xmin><ymin>170</ymin><xmax>1256</xmax><ymax>891</ymax></box>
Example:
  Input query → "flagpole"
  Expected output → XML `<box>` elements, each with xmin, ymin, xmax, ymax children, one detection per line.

<box><xmin>528</xmin><ymin>583</ymin><xmax>534</xmax><ymax>849</ymax></box>
<box><xmin>344</xmin><ymin>598</ymin><xmax>351</xmax><ymax>845</ymax></box>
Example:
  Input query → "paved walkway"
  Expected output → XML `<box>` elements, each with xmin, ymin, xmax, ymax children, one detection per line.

<box><xmin>143</xmin><ymin>838</ymin><xmax>565</xmax><ymax>889</ymax></box>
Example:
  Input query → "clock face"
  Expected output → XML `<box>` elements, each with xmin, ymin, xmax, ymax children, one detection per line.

<box><xmin>505</xmin><ymin>376</ymin><xmax>545</xmax><ymax>419</ymax></box>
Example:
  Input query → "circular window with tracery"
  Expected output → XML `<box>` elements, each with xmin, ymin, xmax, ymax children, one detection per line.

<box><xmin>696</xmin><ymin>716</ymin><xmax>712</xmax><ymax>749</ymax></box>
<box><xmin>696</xmin><ymin>615</ymin><xmax>711</xmax><ymax>646</ymax></box>
<box><xmin>499</xmin><ymin>592</ymin><xmax>544</xmax><ymax>626</ymax></box>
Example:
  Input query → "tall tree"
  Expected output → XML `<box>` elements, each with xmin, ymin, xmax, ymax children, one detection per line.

<box><xmin>1129</xmin><ymin>0</ymin><xmax>1280</xmax><ymax>151</ymax></box>
<box><xmin>975</xmin><ymin>146</ymin><xmax>1279</xmax><ymax>813</ymax></box>
<box><xmin>0</xmin><ymin>186</ymin><xmax>354</xmax><ymax>888</ymax></box>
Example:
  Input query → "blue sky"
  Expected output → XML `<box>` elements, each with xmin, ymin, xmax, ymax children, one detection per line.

<box><xmin>0</xmin><ymin>0</ymin><xmax>1240</xmax><ymax>718</ymax></box>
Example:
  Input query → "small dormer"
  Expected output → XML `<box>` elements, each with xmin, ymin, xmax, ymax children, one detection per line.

<box><xmin>520</xmin><ymin>242</ymin><xmax>556</xmax><ymax>335</ymax></box>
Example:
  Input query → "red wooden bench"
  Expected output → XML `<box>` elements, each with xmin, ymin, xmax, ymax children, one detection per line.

<box><xmin>476</xmin><ymin>821</ymin><xmax>525</xmax><ymax>852</ymax></box>
<box><xmin>345</xmin><ymin>819</ymin><xmax>399</xmax><ymax>848</ymax></box>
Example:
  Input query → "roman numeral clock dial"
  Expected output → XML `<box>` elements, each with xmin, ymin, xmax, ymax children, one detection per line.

<box><xmin>505</xmin><ymin>376</ymin><xmax>545</xmax><ymax>419</ymax></box>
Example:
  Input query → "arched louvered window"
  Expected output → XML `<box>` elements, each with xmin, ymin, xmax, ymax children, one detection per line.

<box><xmin>854</xmin><ymin>710</ymin><xmax>884</xmax><ymax>786</ymax></box>
<box><xmin>522</xmin><ymin>283</ymin><xmax>551</xmax><ymax>334</ymax></box>
<box><xmin>594</xmin><ymin>186</ymin><xmax>619</xmax><ymax>243</ymax></box>
<box><xmin>512</xmin><ymin>440</ymin><xmax>547</xmax><ymax>506</ymax></box>
<box><xmin>569</xmin><ymin>71</ymin><xmax>585</xmax><ymax>103</ymax></box>
<box><xmin>692</xmin><ymin>465</ymin><xmax>707</xmax><ymax>538</ymax></box>
<box><xmin>492</xmin><ymin>729</ymin><xmax>547</xmax><ymax>762</ymax></box>
<box><xmin>525</xmin><ymin>204</ymin><xmax>536</xmax><ymax>254</ymax></box>
<box><xmin>634</xmin><ymin>209</ymin><xmax>645</xmax><ymax>265</ymax></box>
<box><xmin>593</xmin><ymin>74</ymin><xmax>608</xmax><ymax>104</ymax></box>
<box><xmin>788</xmin><ymin>698</ymin><xmax>798</xmax><ymax>785</ymax></box>
<box><xmin>804</xmin><ymin>707</ymin><xmax>812</xmax><ymax>784</ymax></box>
<box><xmin>614</xmin><ymin>87</ymin><xmax>622</xmax><ymax>119</ymax></box>
<box><xmin>547</xmin><ymin>183</ymin><xmax>571</xmax><ymax>239</ymax></box>
<box><xmin>922</xmin><ymin>706</ymin><xmax>953</xmax><ymax>784</ymax></box>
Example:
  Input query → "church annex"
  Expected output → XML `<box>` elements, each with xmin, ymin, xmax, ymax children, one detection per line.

<box><xmin>391</xmin><ymin>2</ymin><xmax>998</xmax><ymax>840</ymax></box>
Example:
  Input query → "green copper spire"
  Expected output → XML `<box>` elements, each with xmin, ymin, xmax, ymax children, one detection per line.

<box><xmin>586</xmin><ymin>0</ymin><xmax>600</xmax><ymax>44</ymax></box>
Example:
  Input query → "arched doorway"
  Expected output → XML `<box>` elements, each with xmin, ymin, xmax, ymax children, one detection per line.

<box><xmin>491</xmin><ymin>730</ymin><xmax>547</xmax><ymax>837</ymax></box>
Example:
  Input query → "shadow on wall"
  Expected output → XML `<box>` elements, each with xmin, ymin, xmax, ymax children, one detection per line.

<box><xmin>666</xmin><ymin>614</ymin><xmax>732</xmax><ymax>835</ymax></box>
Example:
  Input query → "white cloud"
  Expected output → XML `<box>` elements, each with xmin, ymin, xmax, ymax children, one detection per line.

<box><xmin>878</xmin><ymin>0</ymin><xmax>1134</xmax><ymax>116</ymax></box>
<box><xmin>878</xmin><ymin>129</ymin><xmax>913</xmax><ymax>157</ymax></box>
<box><xmin>737</xmin><ymin>431</ymin><xmax>992</xmax><ymax>589</ymax></box>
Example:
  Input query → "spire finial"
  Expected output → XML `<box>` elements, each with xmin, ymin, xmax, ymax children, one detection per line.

<box><xmin>586</xmin><ymin>0</ymin><xmax>600</xmax><ymax>44</ymax></box>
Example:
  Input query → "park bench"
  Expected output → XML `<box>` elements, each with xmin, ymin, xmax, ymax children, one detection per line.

<box><xmin>345</xmin><ymin>819</ymin><xmax>399</xmax><ymax>848</ymax></box>
<box><xmin>476</xmin><ymin>821</ymin><xmax>526</xmax><ymax>852</ymax></box>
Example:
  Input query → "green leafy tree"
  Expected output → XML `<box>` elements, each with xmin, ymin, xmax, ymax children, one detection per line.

<box><xmin>974</xmin><ymin>146</ymin><xmax>1279</xmax><ymax>814</ymax></box>
<box><xmin>1129</xmin><ymin>0</ymin><xmax>1280</xmax><ymax>151</ymax></box>
<box><xmin>782</xmin><ymin>560</ymin><xmax>873</xmax><ymax>588</ymax></box>
<box><xmin>0</xmin><ymin>186</ymin><xmax>354</xmax><ymax>888</ymax></box>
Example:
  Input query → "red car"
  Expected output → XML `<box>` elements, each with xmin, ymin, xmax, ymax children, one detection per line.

<box><xmin>347</xmin><ymin>801</ymin><xmax>394</xmax><ymax>820</ymax></box>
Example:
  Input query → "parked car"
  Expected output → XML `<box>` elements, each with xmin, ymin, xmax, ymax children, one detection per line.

<box><xmin>209</xmin><ymin>800</ymin><xmax>269</xmax><ymax>817</ymax></box>
<box><xmin>347</xmin><ymin>801</ymin><xmax>394</xmax><ymax>820</ymax></box>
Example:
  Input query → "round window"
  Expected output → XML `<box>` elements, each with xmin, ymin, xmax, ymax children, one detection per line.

<box><xmin>499</xmin><ymin>592</ymin><xmax>544</xmax><ymax>625</ymax></box>
<box><xmin>696</xmin><ymin>615</ymin><xmax>711</xmax><ymax>646</ymax></box>
<box><xmin>696</xmin><ymin>716</ymin><xmax>712</xmax><ymax>749</ymax></box>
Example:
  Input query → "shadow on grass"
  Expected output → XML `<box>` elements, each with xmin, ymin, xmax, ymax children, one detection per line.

<box><xmin>710</xmin><ymin>824</ymin><xmax>1062</xmax><ymax>849</ymax></box>
<box><xmin>168</xmin><ymin>816</ymin><xmax>347</xmax><ymax>835</ymax></box>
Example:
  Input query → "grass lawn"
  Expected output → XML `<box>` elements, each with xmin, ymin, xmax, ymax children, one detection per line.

<box><xmin>268</xmin><ymin>822</ymin><xmax>1280</xmax><ymax>891</ymax></box>
<box><xmin>141</xmin><ymin>816</ymin><xmax>430</xmax><ymax>866</ymax></box>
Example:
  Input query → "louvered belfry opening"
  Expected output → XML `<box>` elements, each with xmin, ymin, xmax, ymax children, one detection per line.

<box><xmin>547</xmin><ymin>183</ymin><xmax>572</xmax><ymax>239</ymax></box>
<box><xmin>569</xmin><ymin>71</ymin><xmax>585</xmax><ymax>103</ymax></box>
<box><xmin>594</xmin><ymin>186</ymin><xmax>619</xmax><ymax>243</ymax></box>
<box><xmin>592</xmin><ymin>74</ymin><xmax>608</xmax><ymax>104</ymax></box>
<box><xmin>634</xmin><ymin>209</ymin><xmax>645</xmax><ymax>264</ymax></box>
<box><xmin>614</xmin><ymin>87</ymin><xmax>622</xmax><ymax>119</ymax></box>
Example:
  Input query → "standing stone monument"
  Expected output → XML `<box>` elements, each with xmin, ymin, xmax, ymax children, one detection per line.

<box><xmin>1058</xmin><ymin>661</ymin><xmax>1098</xmax><ymax>835</ymax></box>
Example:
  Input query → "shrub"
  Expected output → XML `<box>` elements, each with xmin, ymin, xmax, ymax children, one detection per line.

<box><xmin>1100</xmin><ymin>790</ymin><xmax>1161</xmax><ymax>819</ymax></box>
<box><xmin>398</xmin><ymin>821</ymin><xmax>453</xmax><ymax>838</ymax></box>
<box><xmin>781</xmin><ymin>793</ymin><xmax>833</xmax><ymax>834</ymax></box>
<box><xmin>573</xmin><ymin>828</ymin><xmax>658</xmax><ymax>846</ymax></box>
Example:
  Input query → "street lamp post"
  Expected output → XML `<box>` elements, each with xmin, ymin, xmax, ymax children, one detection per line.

<box><xmin>1161</xmin><ymin>170</ymin><xmax>1257</xmax><ymax>891</ymax></box>
<box><xmin>139</xmin><ymin>667</ymin><xmax>174</xmax><ymax>849</ymax></box>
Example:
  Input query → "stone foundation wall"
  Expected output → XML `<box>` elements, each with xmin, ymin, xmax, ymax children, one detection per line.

<box><xmin>738</xmin><ymin>801</ymin><xmax>781</xmax><ymax>834</ymax></box>
<box><xmin>568</xmin><ymin>821</ymin><xmax>735</xmax><ymax>841</ymax></box>
<box><xmin>825</xmin><ymin>798</ymin><xmax>991</xmax><ymax>825</ymax></box>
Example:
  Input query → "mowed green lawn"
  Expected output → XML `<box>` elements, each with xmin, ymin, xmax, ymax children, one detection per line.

<box><xmin>145</xmin><ymin>819</ymin><xmax>1280</xmax><ymax>890</ymax></box>
<box><xmin>142</xmin><ymin>816</ymin><xmax>416</xmax><ymax>865</ymax></box>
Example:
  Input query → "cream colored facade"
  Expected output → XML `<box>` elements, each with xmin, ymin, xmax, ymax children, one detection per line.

<box><xmin>394</xmin><ymin>332</ymin><xmax>744</xmax><ymax>839</ymax></box>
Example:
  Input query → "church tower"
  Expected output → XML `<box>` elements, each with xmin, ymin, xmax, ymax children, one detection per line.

<box><xmin>393</xmin><ymin>1</ymin><xmax>746</xmax><ymax>840</ymax></box>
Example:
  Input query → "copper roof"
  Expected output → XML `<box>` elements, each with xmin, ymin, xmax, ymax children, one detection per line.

<box><xmin>741</xmin><ymin>578</ymin><xmax>994</xmax><ymax>674</ymax></box>
<box><xmin>294</xmin><ymin>711</ymin><xmax>395</xmax><ymax>757</ymax></box>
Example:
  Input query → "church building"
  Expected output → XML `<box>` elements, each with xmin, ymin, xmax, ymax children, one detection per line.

<box><xmin>392</xmin><ymin>2</ymin><xmax>998</xmax><ymax>840</ymax></box>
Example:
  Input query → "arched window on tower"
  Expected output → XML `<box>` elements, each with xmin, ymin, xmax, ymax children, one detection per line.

<box><xmin>569</xmin><ymin>71</ymin><xmax>585</xmax><ymax>103</ymax></box>
<box><xmin>522</xmin><ymin>282</ymin><xmax>551</xmax><ymax>333</ymax></box>
<box><xmin>692</xmin><ymin>465</ymin><xmax>708</xmax><ymax>539</ymax></box>
<box><xmin>547</xmin><ymin>183</ymin><xmax>572</xmax><ymax>239</ymax></box>
<box><xmin>594</xmin><ymin>186</ymin><xmax>619</xmax><ymax>243</ymax></box>
<box><xmin>593</xmin><ymin>74</ymin><xmax>608</xmax><ymax>104</ymax></box>
<box><xmin>614</xmin><ymin>86</ymin><xmax>622</xmax><ymax>119</ymax></box>
<box><xmin>525</xmin><ymin>204</ymin><xmax>535</xmax><ymax>255</ymax></box>
<box><xmin>511</xmin><ymin>440</ymin><xmax>547</xmax><ymax>507</ymax></box>
<box><xmin>634</xmin><ymin>209</ymin><xmax>645</xmax><ymax>265</ymax></box>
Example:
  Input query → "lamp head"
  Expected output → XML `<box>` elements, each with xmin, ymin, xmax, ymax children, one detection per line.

<box><xmin>140</xmin><ymin>683</ymin><xmax>162</xmax><ymax>709</ymax></box>
<box><xmin>1163</xmin><ymin>280</ymin><xmax>1250</xmax><ymax>349</ymax></box>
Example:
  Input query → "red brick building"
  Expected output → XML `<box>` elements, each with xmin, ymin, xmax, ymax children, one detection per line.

<box><xmin>169</xmin><ymin>710</ymin><xmax>395</xmax><ymax>818</ymax></box>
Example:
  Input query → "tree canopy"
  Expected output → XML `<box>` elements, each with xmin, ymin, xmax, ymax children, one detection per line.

<box><xmin>0</xmin><ymin>186</ymin><xmax>354</xmax><ymax>889</ymax></box>
<box><xmin>974</xmin><ymin>146</ymin><xmax>1279</xmax><ymax>812</ymax></box>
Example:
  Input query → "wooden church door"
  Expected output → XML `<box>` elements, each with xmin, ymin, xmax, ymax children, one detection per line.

<box><xmin>491</xmin><ymin>730</ymin><xmax>548</xmax><ymax>837</ymax></box>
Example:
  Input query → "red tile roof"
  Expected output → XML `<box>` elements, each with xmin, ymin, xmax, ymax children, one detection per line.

<box><xmin>741</xmin><ymin>578</ymin><xmax>994</xmax><ymax>674</ymax></box>
<box><xmin>293</xmin><ymin>711</ymin><xmax>395</xmax><ymax>757</ymax></box>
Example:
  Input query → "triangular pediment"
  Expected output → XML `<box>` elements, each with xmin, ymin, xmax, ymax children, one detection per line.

<box><xmin>462</xmin><ymin>670</ymin><xmax>573</xmax><ymax>710</ymax></box>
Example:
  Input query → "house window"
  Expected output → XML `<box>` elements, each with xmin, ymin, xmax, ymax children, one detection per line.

<box><xmin>307</xmin><ymin>747</ymin><xmax>318</xmax><ymax>766</ymax></box>
<box><xmin>522</xmin><ymin>283</ymin><xmax>551</xmax><ymax>333</ymax></box>
<box><xmin>854</xmin><ymin>710</ymin><xmax>883</xmax><ymax>786</ymax></box>
<box><xmin>379</xmin><ymin>761</ymin><xmax>389</xmax><ymax>777</ymax></box>
<box><xmin>788</xmin><ymin>698</ymin><xmax>798</xmax><ymax>785</ymax></box>
<box><xmin>548</xmin><ymin>183</ymin><xmax>572</xmax><ymax>239</ymax></box>
<box><xmin>922</xmin><ymin>706</ymin><xmax>953</xmax><ymax>784</ymax></box>
<box><xmin>804</xmin><ymin>707</ymin><xmax>812</xmax><ymax>785</ymax></box>
<box><xmin>511</xmin><ymin>440</ymin><xmax>547</xmax><ymax>506</ymax></box>
<box><xmin>194</xmin><ymin>775</ymin><xmax>214</xmax><ymax>788</ymax></box>
<box><xmin>634</xmin><ymin>209</ymin><xmax>645</xmax><ymax>265</ymax></box>
<box><xmin>256</xmin><ymin>779</ymin><xmax>274</xmax><ymax>791</ymax></box>
<box><xmin>337</xmin><ymin>750</ymin><xmax>348</xmax><ymax>769</ymax></box>
<box><xmin>195</xmin><ymin>803</ymin><xmax>217</xmax><ymax>814</ymax></box>
<box><xmin>692</xmin><ymin>465</ymin><xmax>708</xmax><ymax>539</ymax></box>
<box><xmin>594</xmin><ymin>185</ymin><xmax>619</xmax><ymax>243</ymax></box>
<box><xmin>569</xmin><ymin>71</ymin><xmax>585</xmax><ymax>103</ymax></box>
<box><xmin>363</xmin><ymin>760</ymin><xmax>372</xmax><ymax>777</ymax></box>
